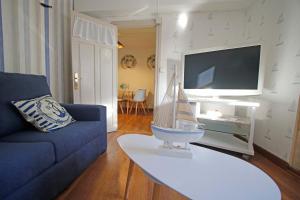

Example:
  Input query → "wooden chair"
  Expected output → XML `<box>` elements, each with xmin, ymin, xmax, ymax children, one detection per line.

<box><xmin>129</xmin><ymin>89</ymin><xmax>147</xmax><ymax>115</ymax></box>
<box><xmin>123</xmin><ymin>91</ymin><xmax>133</xmax><ymax>114</ymax></box>
<box><xmin>118</xmin><ymin>90</ymin><xmax>125</xmax><ymax>114</ymax></box>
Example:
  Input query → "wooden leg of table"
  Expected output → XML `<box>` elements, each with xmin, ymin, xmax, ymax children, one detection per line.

<box><xmin>141</xmin><ymin>102</ymin><xmax>147</xmax><ymax>115</ymax></box>
<box><xmin>145</xmin><ymin>102</ymin><xmax>149</xmax><ymax>112</ymax></box>
<box><xmin>129</xmin><ymin>102</ymin><xmax>134</xmax><ymax>114</ymax></box>
<box><xmin>152</xmin><ymin>182</ymin><xmax>160</xmax><ymax>200</ymax></box>
<box><xmin>127</xmin><ymin>101</ymin><xmax>130</xmax><ymax>114</ymax></box>
<box><xmin>135</xmin><ymin>102</ymin><xmax>138</xmax><ymax>115</ymax></box>
<box><xmin>124</xmin><ymin>159</ymin><xmax>134</xmax><ymax>200</ymax></box>
<box><xmin>119</xmin><ymin>102</ymin><xmax>124</xmax><ymax>114</ymax></box>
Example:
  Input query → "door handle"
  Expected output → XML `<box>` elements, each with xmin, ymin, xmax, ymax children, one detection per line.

<box><xmin>74</xmin><ymin>72</ymin><xmax>80</xmax><ymax>90</ymax></box>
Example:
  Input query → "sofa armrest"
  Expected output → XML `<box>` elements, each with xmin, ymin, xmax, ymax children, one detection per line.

<box><xmin>61</xmin><ymin>104</ymin><xmax>106</xmax><ymax>122</ymax></box>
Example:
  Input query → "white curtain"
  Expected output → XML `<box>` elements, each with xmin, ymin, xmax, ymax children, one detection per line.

<box><xmin>73</xmin><ymin>16</ymin><xmax>116</xmax><ymax>46</ymax></box>
<box><xmin>1</xmin><ymin>0</ymin><xmax>72</xmax><ymax>103</ymax></box>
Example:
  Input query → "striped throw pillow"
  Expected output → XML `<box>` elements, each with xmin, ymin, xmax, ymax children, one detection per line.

<box><xmin>12</xmin><ymin>95</ymin><xmax>75</xmax><ymax>132</ymax></box>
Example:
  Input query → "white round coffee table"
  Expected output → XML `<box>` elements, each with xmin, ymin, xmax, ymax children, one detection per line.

<box><xmin>117</xmin><ymin>134</ymin><xmax>280</xmax><ymax>200</ymax></box>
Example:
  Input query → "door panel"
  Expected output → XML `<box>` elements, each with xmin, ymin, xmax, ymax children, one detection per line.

<box><xmin>290</xmin><ymin>97</ymin><xmax>300</xmax><ymax>170</ymax></box>
<box><xmin>100</xmin><ymin>47</ymin><xmax>114</xmax><ymax>131</ymax></box>
<box><xmin>79</xmin><ymin>43</ymin><xmax>95</xmax><ymax>104</ymax></box>
<box><xmin>94</xmin><ymin>47</ymin><xmax>101</xmax><ymax>105</ymax></box>
<box><xmin>72</xmin><ymin>40</ymin><xmax>80</xmax><ymax>103</ymax></box>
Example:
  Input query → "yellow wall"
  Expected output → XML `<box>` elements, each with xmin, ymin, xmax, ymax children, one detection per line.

<box><xmin>118</xmin><ymin>28</ymin><xmax>156</xmax><ymax>108</ymax></box>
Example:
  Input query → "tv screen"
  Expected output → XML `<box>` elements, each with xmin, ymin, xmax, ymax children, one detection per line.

<box><xmin>184</xmin><ymin>45</ymin><xmax>261</xmax><ymax>90</ymax></box>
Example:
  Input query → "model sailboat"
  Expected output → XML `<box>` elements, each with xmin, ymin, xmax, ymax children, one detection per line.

<box><xmin>151</xmin><ymin>68</ymin><xmax>205</xmax><ymax>157</ymax></box>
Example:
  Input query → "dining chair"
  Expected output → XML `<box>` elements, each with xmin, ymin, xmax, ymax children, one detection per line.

<box><xmin>118</xmin><ymin>90</ymin><xmax>125</xmax><ymax>114</ymax></box>
<box><xmin>129</xmin><ymin>89</ymin><xmax>147</xmax><ymax>115</ymax></box>
<box><xmin>123</xmin><ymin>91</ymin><xmax>133</xmax><ymax>114</ymax></box>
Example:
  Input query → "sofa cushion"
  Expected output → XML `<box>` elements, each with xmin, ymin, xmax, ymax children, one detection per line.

<box><xmin>12</xmin><ymin>95</ymin><xmax>75</xmax><ymax>132</ymax></box>
<box><xmin>0</xmin><ymin>72</ymin><xmax>51</xmax><ymax>137</ymax></box>
<box><xmin>1</xmin><ymin>121</ymin><xmax>103</xmax><ymax>162</ymax></box>
<box><xmin>0</xmin><ymin>142</ymin><xmax>55</xmax><ymax>198</ymax></box>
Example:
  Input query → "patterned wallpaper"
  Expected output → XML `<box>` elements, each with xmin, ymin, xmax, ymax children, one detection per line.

<box><xmin>245</xmin><ymin>0</ymin><xmax>300</xmax><ymax>161</ymax></box>
<box><xmin>157</xmin><ymin>0</ymin><xmax>300</xmax><ymax>161</ymax></box>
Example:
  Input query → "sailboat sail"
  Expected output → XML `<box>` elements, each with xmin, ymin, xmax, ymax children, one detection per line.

<box><xmin>153</xmin><ymin>72</ymin><xmax>198</xmax><ymax>130</ymax></box>
<box><xmin>151</xmin><ymin>67</ymin><xmax>204</xmax><ymax>152</ymax></box>
<box><xmin>176</xmin><ymin>85</ymin><xmax>197</xmax><ymax>123</ymax></box>
<box><xmin>153</xmin><ymin>74</ymin><xmax>176</xmax><ymax>128</ymax></box>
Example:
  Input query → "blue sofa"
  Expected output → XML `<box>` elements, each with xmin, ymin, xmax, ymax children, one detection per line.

<box><xmin>0</xmin><ymin>72</ymin><xmax>107</xmax><ymax>200</ymax></box>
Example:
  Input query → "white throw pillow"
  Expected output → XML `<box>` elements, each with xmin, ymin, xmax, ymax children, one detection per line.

<box><xmin>12</xmin><ymin>95</ymin><xmax>75</xmax><ymax>132</ymax></box>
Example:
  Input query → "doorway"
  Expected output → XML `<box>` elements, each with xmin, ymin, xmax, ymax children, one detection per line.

<box><xmin>116</xmin><ymin>26</ymin><xmax>156</xmax><ymax>117</ymax></box>
<box><xmin>71</xmin><ymin>12</ymin><xmax>118</xmax><ymax>132</ymax></box>
<box><xmin>290</xmin><ymin>96</ymin><xmax>300</xmax><ymax>171</ymax></box>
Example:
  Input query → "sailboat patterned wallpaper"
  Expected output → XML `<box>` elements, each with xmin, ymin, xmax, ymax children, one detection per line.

<box><xmin>245</xmin><ymin>0</ymin><xmax>300</xmax><ymax>161</ymax></box>
<box><xmin>158</xmin><ymin>0</ymin><xmax>300</xmax><ymax>161</ymax></box>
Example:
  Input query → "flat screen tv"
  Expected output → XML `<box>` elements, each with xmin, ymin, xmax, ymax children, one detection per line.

<box><xmin>183</xmin><ymin>45</ymin><xmax>263</xmax><ymax>96</ymax></box>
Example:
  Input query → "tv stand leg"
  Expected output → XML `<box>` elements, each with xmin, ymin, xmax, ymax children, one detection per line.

<box><xmin>242</xmin><ymin>154</ymin><xmax>251</xmax><ymax>160</ymax></box>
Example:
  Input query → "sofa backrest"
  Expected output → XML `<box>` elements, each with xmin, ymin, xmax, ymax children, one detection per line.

<box><xmin>0</xmin><ymin>72</ymin><xmax>51</xmax><ymax>137</ymax></box>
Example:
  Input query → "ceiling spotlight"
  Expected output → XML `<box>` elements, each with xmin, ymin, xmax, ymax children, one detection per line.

<box><xmin>177</xmin><ymin>13</ymin><xmax>188</xmax><ymax>29</ymax></box>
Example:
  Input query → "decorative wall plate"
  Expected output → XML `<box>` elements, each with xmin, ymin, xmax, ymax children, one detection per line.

<box><xmin>121</xmin><ymin>55</ymin><xmax>137</xmax><ymax>69</ymax></box>
<box><xmin>147</xmin><ymin>54</ymin><xmax>155</xmax><ymax>69</ymax></box>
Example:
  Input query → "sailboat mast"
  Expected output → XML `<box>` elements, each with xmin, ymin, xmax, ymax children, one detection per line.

<box><xmin>172</xmin><ymin>64</ymin><xmax>177</xmax><ymax>128</ymax></box>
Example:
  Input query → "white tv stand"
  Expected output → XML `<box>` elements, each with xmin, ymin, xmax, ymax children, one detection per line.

<box><xmin>188</xmin><ymin>96</ymin><xmax>259</xmax><ymax>157</ymax></box>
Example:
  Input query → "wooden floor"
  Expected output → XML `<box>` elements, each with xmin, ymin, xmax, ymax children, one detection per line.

<box><xmin>58</xmin><ymin>112</ymin><xmax>300</xmax><ymax>200</ymax></box>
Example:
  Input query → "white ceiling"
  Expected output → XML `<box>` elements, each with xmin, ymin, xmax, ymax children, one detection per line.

<box><xmin>75</xmin><ymin>0</ymin><xmax>257</xmax><ymax>25</ymax></box>
<box><xmin>75</xmin><ymin>0</ymin><xmax>257</xmax><ymax>18</ymax></box>
<box><xmin>113</xmin><ymin>19</ymin><xmax>156</xmax><ymax>29</ymax></box>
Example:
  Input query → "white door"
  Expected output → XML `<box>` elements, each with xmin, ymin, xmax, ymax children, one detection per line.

<box><xmin>71</xmin><ymin>12</ymin><xmax>117</xmax><ymax>132</ymax></box>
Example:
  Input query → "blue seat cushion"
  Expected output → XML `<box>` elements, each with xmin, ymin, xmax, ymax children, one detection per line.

<box><xmin>0</xmin><ymin>142</ymin><xmax>55</xmax><ymax>198</ymax></box>
<box><xmin>1</xmin><ymin>121</ymin><xmax>103</xmax><ymax>162</ymax></box>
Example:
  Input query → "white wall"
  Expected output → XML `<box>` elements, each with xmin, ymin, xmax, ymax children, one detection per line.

<box><xmin>118</xmin><ymin>28</ymin><xmax>155</xmax><ymax>108</ymax></box>
<box><xmin>245</xmin><ymin>0</ymin><xmax>300</xmax><ymax>162</ymax></box>
<box><xmin>156</xmin><ymin>0</ymin><xmax>300</xmax><ymax>162</ymax></box>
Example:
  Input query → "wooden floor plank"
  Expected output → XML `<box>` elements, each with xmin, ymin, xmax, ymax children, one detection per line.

<box><xmin>58</xmin><ymin>112</ymin><xmax>300</xmax><ymax>200</ymax></box>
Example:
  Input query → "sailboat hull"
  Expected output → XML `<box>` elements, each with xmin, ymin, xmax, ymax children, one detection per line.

<box><xmin>151</xmin><ymin>125</ymin><xmax>204</xmax><ymax>143</ymax></box>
